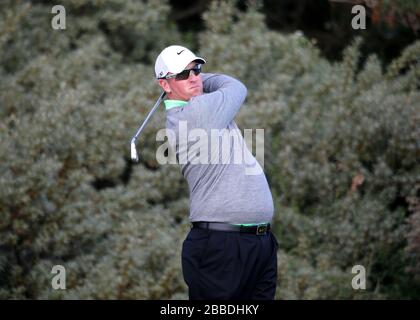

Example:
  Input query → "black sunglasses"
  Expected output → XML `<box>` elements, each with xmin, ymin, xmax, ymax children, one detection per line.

<box><xmin>163</xmin><ymin>64</ymin><xmax>202</xmax><ymax>81</ymax></box>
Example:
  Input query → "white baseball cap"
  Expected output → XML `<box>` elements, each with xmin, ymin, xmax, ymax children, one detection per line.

<box><xmin>155</xmin><ymin>45</ymin><xmax>206</xmax><ymax>79</ymax></box>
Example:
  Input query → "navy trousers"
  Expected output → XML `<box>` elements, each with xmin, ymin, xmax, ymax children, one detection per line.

<box><xmin>181</xmin><ymin>227</ymin><xmax>278</xmax><ymax>300</ymax></box>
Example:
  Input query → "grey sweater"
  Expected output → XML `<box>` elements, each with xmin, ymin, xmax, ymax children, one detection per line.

<box><xmin>165</xmin><ymin>73</ymin><xmax>274</xmax><ymax>224</ymax></box>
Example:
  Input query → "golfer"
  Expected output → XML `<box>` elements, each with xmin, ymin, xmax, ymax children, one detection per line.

<box><xmin>155</xmin><ymin>45</ymin><xmax>278</xmax><ymax>300</ymax></box>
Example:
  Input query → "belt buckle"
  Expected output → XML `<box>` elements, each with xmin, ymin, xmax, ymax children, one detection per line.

<box><xmin>256</xmin><ymin>224</ymin><xmax>267</xmax><ymax>235</ymax></box>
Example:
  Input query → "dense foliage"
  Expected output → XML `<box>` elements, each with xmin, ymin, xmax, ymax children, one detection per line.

<box><xmin>1</xmin><ymin>0</ymin><xmax>419</xmax><ymax>299</ymax></box>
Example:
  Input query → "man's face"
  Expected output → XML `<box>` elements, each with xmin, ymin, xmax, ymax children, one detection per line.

<box><xmin>158</xmin><ymin>61</ymin><xmax>203</xmax><ymax>101</ymax></box>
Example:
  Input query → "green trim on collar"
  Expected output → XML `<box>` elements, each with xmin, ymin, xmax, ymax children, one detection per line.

<box><xmin>164</xmin><ymin>100</ymin><xmax>188</xmax><ymax>110</ymax></box>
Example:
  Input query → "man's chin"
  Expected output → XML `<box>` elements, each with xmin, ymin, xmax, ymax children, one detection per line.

<box><xmin>190</xmin><ymin>88</ymin><xmax>203</xmax><ymax>96</ymax></box>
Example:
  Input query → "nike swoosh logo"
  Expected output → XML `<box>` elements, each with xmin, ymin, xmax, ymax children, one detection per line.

<box><xmin>177</xmin><ymin>50</ymin><xmax>185</xmax><ymax>55</ymax></box>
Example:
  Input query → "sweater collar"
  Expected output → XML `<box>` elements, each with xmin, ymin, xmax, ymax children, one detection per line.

<box><xmin>164</xmin><ymin>100</ymin><xmax>188</xmax><ymax>110</ymax></box>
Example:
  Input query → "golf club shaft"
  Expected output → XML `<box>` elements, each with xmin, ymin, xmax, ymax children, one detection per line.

<box><xmin>130</xmin><ymin>91</ymin><xmax>166</xmax><ymax>162</ymax></box>
<box><xmin>131</xmin><ymin>91</ymin><xmax>166</xmax><ymax>143</ymax></box>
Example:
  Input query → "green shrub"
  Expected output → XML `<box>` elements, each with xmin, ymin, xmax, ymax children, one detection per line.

<box><xmin>1</xmin><ymin>0</ymin><xmax>419</xmax><ymax>299</ymax></box>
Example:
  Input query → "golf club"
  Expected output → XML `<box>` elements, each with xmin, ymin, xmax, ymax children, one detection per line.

<box><xmin>130</xmin><ymin>91</ymin><xmax>166</xmax><ymax>162</ymax></box>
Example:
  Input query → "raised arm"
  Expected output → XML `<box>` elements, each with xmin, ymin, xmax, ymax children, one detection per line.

<box><xmin>189</xmin><ymin>73</ymin><xmax>247</xmax><ymax>129</ymax></box>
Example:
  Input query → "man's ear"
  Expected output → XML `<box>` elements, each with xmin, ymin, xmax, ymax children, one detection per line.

<box><xmin>157</xmin><ymin>79</ymin><xmax>171</xmax><ymax>94</ymax></box>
